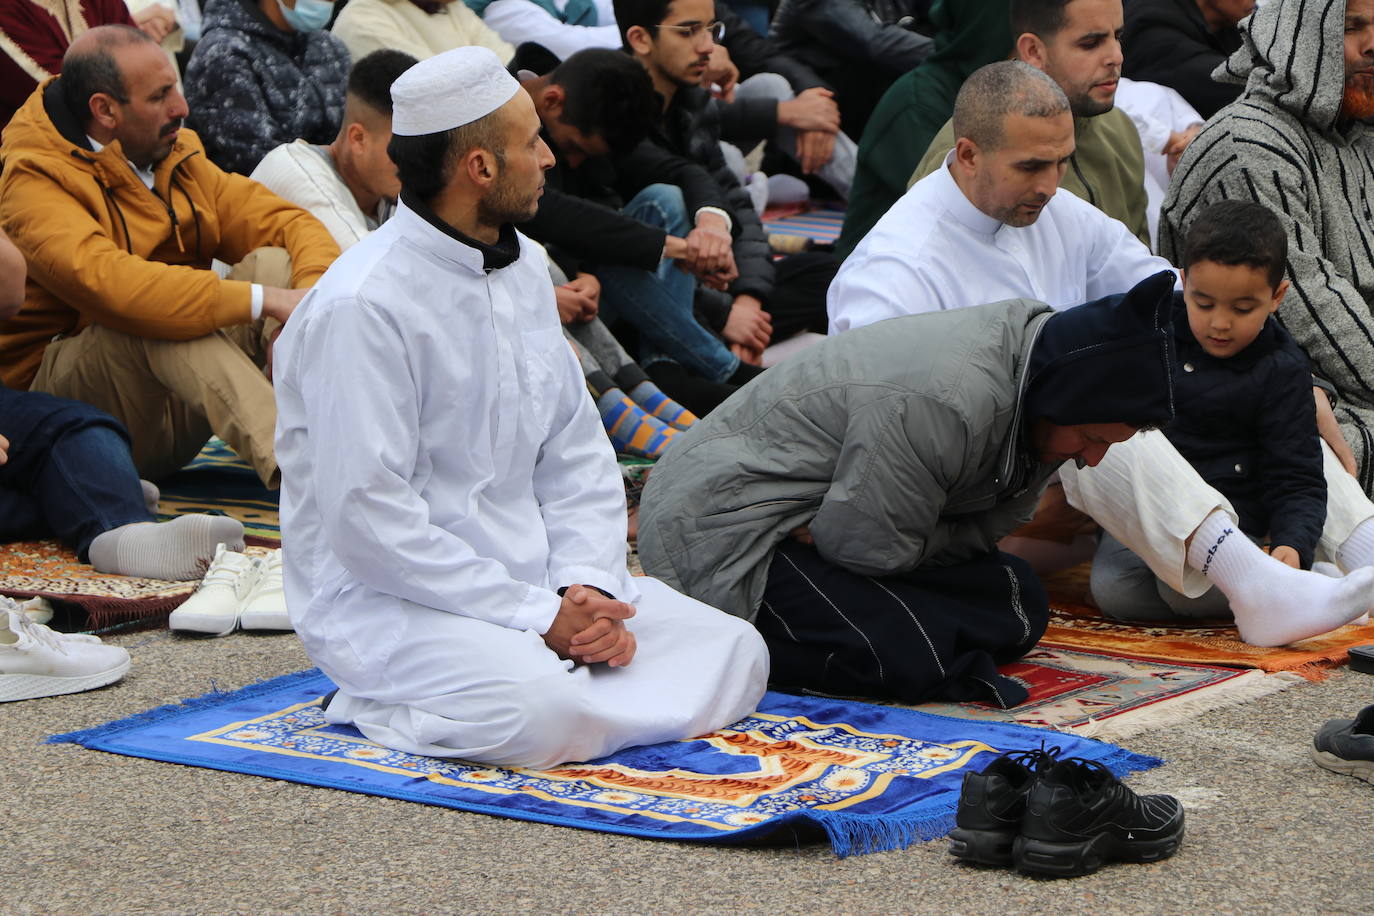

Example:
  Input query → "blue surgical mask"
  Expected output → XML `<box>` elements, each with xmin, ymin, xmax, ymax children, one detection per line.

<box><xmin>275</xmin><ymin>0</ymin><xmax>332</xmax><ymax>31</ymax></box>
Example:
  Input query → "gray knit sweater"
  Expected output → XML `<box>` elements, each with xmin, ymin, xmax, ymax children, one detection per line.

<box><xmin>1160</xmin><ymin>0</ymin><xmax>1374</xmax><ymax>493</ymax></box>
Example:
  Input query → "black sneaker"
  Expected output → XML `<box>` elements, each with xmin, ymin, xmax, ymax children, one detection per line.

<box><xmin>1312</xmin><ymin>703</ymin><xmax>1374</xmax><ymax>784</ymax></box>
<box><xmin>1013</xmin><ymin>758</ymin><xmax>1184</xmax><ymax>877</ymax></box>
<box><xmin>948</xmin><ymin>747</ymin><xmax>1057</xmax><ymax>866</ymax></box>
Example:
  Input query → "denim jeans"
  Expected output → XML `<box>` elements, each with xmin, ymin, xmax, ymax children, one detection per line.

<box><xmin>594</xmin><ymin>183</ymin><xmax>741</xmax><ymax>383</ymax></box>
<box><xmin>0</xmin><ymin>388</ymin><xmax>153</xmax><ymax>560</ymax></box>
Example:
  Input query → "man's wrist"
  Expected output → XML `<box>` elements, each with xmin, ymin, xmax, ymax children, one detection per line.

<box><xmin>250</xmin><ymin>283</ymin><xmax>263</xmax><ymax>320</ymax></box>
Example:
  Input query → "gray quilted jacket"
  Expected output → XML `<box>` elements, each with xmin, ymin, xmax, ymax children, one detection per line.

<box><xmin>638</xmin><ymin>299</ymin><xmax>1059</xmax><ymax>621</ymax></box>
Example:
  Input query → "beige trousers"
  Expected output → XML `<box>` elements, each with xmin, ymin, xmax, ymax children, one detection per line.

<box><xmin>28</xmin><ymin>248</ymin><xmax>289</xmax><ymax>488</ymax></box>
<box><xmin>1061</xmin><ymin>429</ymin><xmax>1374</xmax><ymax>598</ymax></box>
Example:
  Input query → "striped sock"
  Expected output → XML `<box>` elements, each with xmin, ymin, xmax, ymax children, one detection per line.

<box><xmin>627</xmin><ymin>380</ymin><xmax>697</xmax><ymax>430</ymax></box>
<box><xmin>87</xmin><ymin>514</ymin><xmax>246</xmax><ymax>581</ymax></box>
<box><xmin>597</xmin><ymin>389</ymin><xmax>678</xmax><ymax>459</ymax></box>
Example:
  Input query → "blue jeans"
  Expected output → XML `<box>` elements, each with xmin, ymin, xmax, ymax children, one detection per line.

<box><xmin>594</xmin><ymin>183</ymin><xmax>741</xmax><ymax>383</ymax></box>
<box><xmin>0</xmin><ymin>388</ymin><xmax>153</xmax><ymax>560</ymax></box>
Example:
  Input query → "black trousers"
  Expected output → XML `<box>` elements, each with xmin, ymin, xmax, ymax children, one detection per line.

<box><xmin>755</xmin><ymin>540</ymin><xmax>1049</xmax><ymax>707</ymax></box>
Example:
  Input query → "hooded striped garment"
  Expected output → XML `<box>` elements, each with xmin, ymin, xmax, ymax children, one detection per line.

<box><xmin>1160</xmin><ymin>0</ymin><xmax>1374</xmax><ymax>494</ymax></box>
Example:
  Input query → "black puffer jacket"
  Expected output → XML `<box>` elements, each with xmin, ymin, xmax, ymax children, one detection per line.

<box><xmin>622</xmin><ymin>85</ymin><xmax>774</xmax><ymax>310</ymax></box>
<box><xmin>768</xmin><ymin>0</ymin><xmax>933</xmax><ymax>79</ymax></box>
<box><xmin>1163</xmin><ymin>294</ymin><xmax>1326</xmax><ymax>568</ymax></box>
<box><xmin>184</xmin><ymin>0</ymin><xmax>350</xmax><ymax>174</ymax></box>
<box><xmin>1122</xmin><ymin>0</ymin><xmax>1243</xmax><ymax>119</ymax></box>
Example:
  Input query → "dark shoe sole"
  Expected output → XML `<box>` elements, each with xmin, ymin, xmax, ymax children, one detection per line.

<box><xmin>948</xmin><ymin>826</ymin><xmax>1016</xmax><ymax>866</ymax></box>
<box><xmin>1312</xmin><ymin>747</ymin><xmax>1374</xmax><ymax>783</ymax></box>
<box><xmin>1013</xmin><ymin>822</ymin><xmax>1185</xmax><ymax>877</ymax></box>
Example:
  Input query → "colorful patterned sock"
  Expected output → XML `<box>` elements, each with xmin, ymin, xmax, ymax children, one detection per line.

<box><xmin>596</xmin><ymin>388</ymin><xmax>678</xmax><ymax>459</ymax></box>
<box><xmin>627</xmin><ymin>380</ymin><xmax>697</xmax><ymax>431</ymax></box>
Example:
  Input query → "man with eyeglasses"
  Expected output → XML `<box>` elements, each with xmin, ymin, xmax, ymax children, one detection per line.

<box><xmin>615</xmin><ymin>0</ymin><xmax>831</xmax><ymax>372</ymax></box>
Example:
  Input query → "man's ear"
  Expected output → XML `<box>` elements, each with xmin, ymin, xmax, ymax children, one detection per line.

<box><xmin>625</xmin><ymin>24</ymin><xmax>654</xmax><ymax>56</ymax></box>
<box><xmin>953</xmin><ymin>136</ymin><xmax>980</xmax><ymax>175</ymax></box>
<box><xmin>346</xmin><ymin>121</ymin><xmax>368</xmax><ymax>150</ymax></box>
<box><xmin>88</xmin><ymin>92</ymin><xmax>119</xmax><ymax>131</ymax></box>
<box><xmin>464</xmin><ymin>146</ymin><xmax>500</xmax><ymax>186</ymax></box>
<box><xmin>541</xmin><ymin>84</ymin><xmax>565</xmax><ymax>121</ymax></box>
<box><xmin>1015</xmin><ymin>32</ymin><xmax>1046</xmax><ymax>68</ymax></box>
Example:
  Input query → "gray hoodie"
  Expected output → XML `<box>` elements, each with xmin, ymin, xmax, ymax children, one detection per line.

<box><xmin>1160</xmin><ymin>0</ymin><xmax>1374</xmax><ymax>492</ymax></box>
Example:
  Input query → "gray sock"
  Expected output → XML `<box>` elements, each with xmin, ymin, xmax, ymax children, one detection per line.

<box><xmin>88</xmin><ymin>515</ymin><xmax>246</xmax><ymax>581</ymax></box>
<box><xmin>140</xmin><ymin>480</ymin><xmax>160</xmax><ymax>515</ymax></box>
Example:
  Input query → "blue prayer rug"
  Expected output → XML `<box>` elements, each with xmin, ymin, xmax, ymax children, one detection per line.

<box><xmin>51</xmin><ymin>670</ymin><xmax>1162</xmax><ymax>856</ymax></box>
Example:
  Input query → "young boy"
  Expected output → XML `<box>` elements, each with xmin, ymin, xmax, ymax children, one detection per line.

<box><xmin>1090</xmin><ymin>199</ymin><xmax>1332</xmax><ymax>621</ymax></box>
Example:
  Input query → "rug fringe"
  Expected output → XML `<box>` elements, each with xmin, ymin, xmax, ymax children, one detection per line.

<box><xmin>809</xmin><ymin>807</ymin><xmax>959</xmax><ymax>857</ymax></box>
<box><xmin>1071</xmin><ymin>670</ymin><xmax>1304</xmax><ymax>742</ymax></box>
<box><xmin>48</xmin><ymin>668</ymin><xmax>326</xmax><ymax>746</ymax></box>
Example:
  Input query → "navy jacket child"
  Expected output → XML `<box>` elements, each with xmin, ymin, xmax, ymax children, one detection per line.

<box><xmin>1091</xmin><ymin>200</ymin><xmax>1327</xmax><ymax>622</ymax></box>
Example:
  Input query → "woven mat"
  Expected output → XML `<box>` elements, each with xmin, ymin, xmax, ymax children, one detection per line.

<box><xmin>157</xmin><ymin>438</ymin><xmax>280</xmax><ymax>538</ymax></box>
<box><xmin>761</xmin><ymin>206</ymin><xmax>844</xmax><ymax>245</ymax></box>
<box><xmin>919</xmin><ymin>645</ymin><xmax>1301</xmax><ymax>741</ymax></box>
<box><xmin>1040</xmin><ymin>564</ymin><xmax>1374</xmax><ymax>679</ymax></box>
<box><xmin>51</xmin><ymin>671</ymin><xmax>1161</xmax><ymax>857</ymax></box>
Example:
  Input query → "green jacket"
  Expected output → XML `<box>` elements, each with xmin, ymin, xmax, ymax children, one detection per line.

<box><xmin>910</xmin><ymin>109</ymin><xmax>1152</xmax><ymax>247</ymax></box>
<box><xmin>835</xmin><ymin>0</ymin><xmax>1012</xmax><ymax>259</ymax></box>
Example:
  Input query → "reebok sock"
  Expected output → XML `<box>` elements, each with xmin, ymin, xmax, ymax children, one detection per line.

<box><xmin>627</xmin><ymin>380</ymin><xmax>698</xmax><ymax>431</ymax></box>
<box><xmin>596</xmin><ymin>389</ymin><xmax>677</xmax><ymax>459</ymax></box>
<box><xmin>88</xmin><ymin>515</ymin><xmax>245</xmax><ymax>581</ymax></box>
<box><xmin>1186</xmin><ymin>510</ymin><xmax>1374</xmax><ymax>646</ymax></box>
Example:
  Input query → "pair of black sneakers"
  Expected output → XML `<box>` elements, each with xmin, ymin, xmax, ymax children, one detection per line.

<box><xmin>948</xmin><ymin>748</ymin><xmax>1185</xmax><ymax>878</ymax></box>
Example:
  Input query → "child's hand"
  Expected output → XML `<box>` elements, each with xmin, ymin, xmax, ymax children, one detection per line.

<box><xmin>1270</xmin><ymin>545</ymin><xmax>1301</xmax><ymax>569</ymax></box>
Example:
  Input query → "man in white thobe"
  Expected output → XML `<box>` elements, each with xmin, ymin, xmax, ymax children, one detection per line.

<box><xmin>273</xmin><ymin>46</ymin><xmax>768</xmax><ymax>769</ymax></box>
<box><xmin>824</xmin><ymin>61</ymin><xmax>1374</xmax><ymax>647</ymax></box>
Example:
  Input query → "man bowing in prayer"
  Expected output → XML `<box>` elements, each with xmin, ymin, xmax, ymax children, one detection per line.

<box><xmin>273</xmin><ymin>47</ymin><xmax>769</xmax><ymax>770</ymax></box>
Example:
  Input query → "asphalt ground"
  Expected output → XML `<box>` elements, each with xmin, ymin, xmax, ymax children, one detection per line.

<box><xmin>4</xmin><ymin>626</ymin><xmax>1372</xmax><ymax>915</ymax></box>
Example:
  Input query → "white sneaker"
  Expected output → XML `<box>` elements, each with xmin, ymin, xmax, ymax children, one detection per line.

<box><xmin>0</xmin><ymin>604</ymin><xmax>131</xmax><ymax>702</ymax></box>
<box><xmin>239</xmin><ymin>549</ymin><xmax>290</xmax><ymax>631</ymax></box>
<box><xmin>168</xmin><ymin>544</ymin><xmax>259</xmax><ymax>636</ymax></box>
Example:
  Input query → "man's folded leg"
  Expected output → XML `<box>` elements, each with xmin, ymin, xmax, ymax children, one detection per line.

<box><xmin>30</xmin><ymin>323</ymin><xmax>280</xmax><ymax>488</ymax></box>
<box><xmin>320</xmin><ymin>580</ymin><xmax>769</xmax><ymax>770</ymax></box>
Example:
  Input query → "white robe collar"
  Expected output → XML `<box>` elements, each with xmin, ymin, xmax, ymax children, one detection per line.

<box><xmin>932</xmin><ymin>151</ymin><xmax>1004</xmax><ymax>237</ymax></box>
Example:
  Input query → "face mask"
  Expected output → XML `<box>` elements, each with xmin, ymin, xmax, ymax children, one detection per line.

<box><xmin>275</xmin><ymin>0</ymin><xmax>332</xmax><ymax>31</ymax></box>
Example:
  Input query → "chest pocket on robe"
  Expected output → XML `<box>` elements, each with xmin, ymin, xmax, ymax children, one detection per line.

<box><xmin>521</xmin><ymin>326</ymin><xmax>572</xmax><ymax>437</ymax></box>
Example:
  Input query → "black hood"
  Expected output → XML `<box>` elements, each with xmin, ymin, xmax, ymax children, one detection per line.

<box><xmin>1023</xmin><ymin>270</ymin><xmax>1178</xmax><ymax>428</ymax></box>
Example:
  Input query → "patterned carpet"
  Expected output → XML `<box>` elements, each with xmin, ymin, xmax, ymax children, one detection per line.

<box><xmin>1039</xmin><ymin>563</ymin><xmax>1374</xmax><ymax>678</ymax></box>
<box><xmin>51</xmin><ymin>671</ymin><xmax>1162</xmax><ymax>856</ymax></box>
<box><xmin>762</xmin><ymin>205</ymin><xmax>844</xmax><ymax>245</ymax></box>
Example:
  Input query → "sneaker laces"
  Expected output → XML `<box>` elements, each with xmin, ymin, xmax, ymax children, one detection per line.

<box><xmin>1001</xmin><ymin>742</ymin><xmax>1062</xmax><ymax>774</ymax></box>
<box><xmin>198</xmin><ymin>550</ymin><xmax>251</xmax><ymax>591</ymax></box>
<box><xmin>9</xmin><ymin>607</ymin><xmax>68</xmax><ymax>656</ymax></box>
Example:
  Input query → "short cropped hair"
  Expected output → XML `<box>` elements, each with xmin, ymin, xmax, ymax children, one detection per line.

<box><xmin>349</xmin><ymin>49</ymin><xmax>417</xmax><ymax>116</ymax></box>
<box><xmin>952</xmin><ymin>61</ymin><xmax>1070</xmax><ymax>151</ymax></box>
<box><xmin>1181</xmin><ymin>200</ymin><xmax>1289</xmax><ymax>290</ymax></box>
<box><xmin>549</xmin><ymin>48</ymin><xmax>659</xmax><ymax>154</ymax></box>
<box><xmin>1010</xmin><ymin>0</ymin><xmax>1073</xmax><ymax>39</ymax></box>
<box><xmin>611</xmin><ymin>0</ymin><xmax>674</xmax><ymax>46</ymax></box>
<box><xmin>61</xmin><ymin>24</ymin><xmax>154</xmax><ymax>125</ymax></box>
<box><xmin>388</xmin><ymin>111</ymin><xmax>508</xmax><ymax>203</ymax></box>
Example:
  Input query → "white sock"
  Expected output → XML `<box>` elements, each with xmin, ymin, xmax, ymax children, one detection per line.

<box><xmin>1186</xmin><ymin>510</ymin><xmax>1374</xmax><ymax>646</ymax></box>
<box><xmin>88</xmin><ymin>515</ymin><xmax>245</xmax><ymax>581</ymax></box>
<box><xmin>1338</xmin><ymin>518</ymin><xmax>1374</xmax><ymax>572</ymax></box>
<box><xmin>139</xmin><ymin>480</ymin><xmax>160</xmax><ymax>515</ymax></box>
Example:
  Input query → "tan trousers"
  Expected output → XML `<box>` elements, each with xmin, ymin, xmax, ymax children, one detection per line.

<box><xmin>1061</xmin><ymin>429</ymin><xmax>1374</xmax><ymax>598</ymax></box>
<box><xmin>29</xmin><ymin>248</ymin><xmax>290</xmax><ymax>488</ymax></box>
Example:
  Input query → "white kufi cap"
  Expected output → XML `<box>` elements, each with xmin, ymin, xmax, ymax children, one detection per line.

<box><xmin>390</xmin><ymin>46</ymin><xmax>521</xmax><ymax>137</ymax></box>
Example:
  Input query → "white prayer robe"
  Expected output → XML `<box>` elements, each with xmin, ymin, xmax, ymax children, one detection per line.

<box><xmin>827</xmin><ymin>153</ymin><xmax>1175</xmax><ymax>333</ymax></box>
<box><xmin>274</xmin><ymin>201</ymin><xmax>768</xmax><ymax>769</ymax></box>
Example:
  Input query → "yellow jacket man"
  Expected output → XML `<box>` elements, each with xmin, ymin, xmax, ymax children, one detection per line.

<box><xmin>0</xmin><ymin>24</ymin><xmax>338</xmax><ymax>487</ymax></box>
